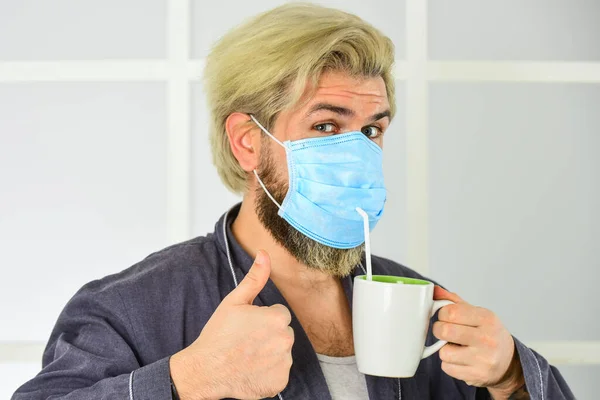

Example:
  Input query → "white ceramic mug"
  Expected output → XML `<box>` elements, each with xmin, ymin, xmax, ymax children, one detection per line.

<box><xmin>352</xmin><ymin>275</ymin><xmax>454</xmax><ymax>378</ymax></box>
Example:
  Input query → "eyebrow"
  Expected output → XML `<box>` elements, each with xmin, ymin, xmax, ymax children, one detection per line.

<box><xmin>306</xmin><ymin>102</ymin><xmax>391</xmax><ymax>123</ymax></box>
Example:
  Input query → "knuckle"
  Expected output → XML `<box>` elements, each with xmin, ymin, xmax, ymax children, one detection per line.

<box><xmin>244</xmin><ymin>271</ymin><xmax>260</xmax><ymax>285</ymax></box>
<box><xmin>284</xmin><ymin>330</ymin><xmax>295</xmax><ymax>348</ymax></box>
<box><xmin>486</xmin><ymin>351</ymin><xmax>502</xmax><ymax>368</ymax></box>
<box><xmin>433</xmin><ymin>322</ymin><xmax>443</xmax><ymax>338</ymax></box>
<box><xmin>479</xmin><ymin>307</ymin><xmax>496</xmax><ymax>325</ymax></box>
<box><xmin>481</xmin><ymin>333</ymin><xmax>497</xmax><ymax>348</ymax></box>
<box><xmin>275</xmin><ymin>304</ymin><xmax>292</xmax><ymax>323</ymax></box>
<box><xmin>276</xmin><ymin>313</ymin><xmax>289</xmax><ymax>326</ymax></box>
<box><xmin>441</xmin><ymin>323</ymin><xmax>454</xmax><ymax>339</ymax></box>
<box><xmin>269</xmin><ymin>303</ymin><xmax>283</xmax><ymax>312</ymax></box>
<box><xmin>440</xmin><ymin>361</ymin><xmax>451</xmax><ymax>375</ymax></box>
<box><xmin>466</xmin><ymin>371</ymin><xmax>483</xmax><ymax>387</ymax></box>
<box><xmin>283</xmin><ymin>305</ymin><xmax>292</xmax><ymax>317</ymax></box>
<box><xmin>439</xmin><ymin>346</ymin><xmax>450</xmax><ymax>361</ymax></box>
<box><xmin>269</xmin><ymin>305</ymin><xmax>291</xmax><ymax>326</ymax></box>
<box><xmin>446</xmin><ymin>306</ymin><xmax>458</xmax><ymax>322</ymax></box>
<box><xmin>438</xmin><ymin>307</ymin><xmax>449</xmax><ymax>321</ymax></box>
<box><xmin>489</xmin><ymin>355</ymin><xmax>500</xmax><ymax>370</ymax></box>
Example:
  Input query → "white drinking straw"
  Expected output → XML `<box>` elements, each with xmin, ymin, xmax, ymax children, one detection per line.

<box><xmin>355</xmin><ymin>207</ymin><xmax>372</xmax><ymax>281</ymax></box>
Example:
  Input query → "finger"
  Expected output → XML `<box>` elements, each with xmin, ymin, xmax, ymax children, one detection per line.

<box><xmin>433</xmin><ymin>321</ymin><xmax>479</xmax><ymax>346</ymax></box>
<box><xmin>287</xmin><ymin>326</ymin><xmax>295</xmax><ymax>349</ymax></box>
<box><xmin>438</xmin><ymin>303</ymin><xmax>487</xmax><ymax>327</ymax></box>
<box><xmin>433</xmin><ymin>286</ymin><xmax>465</xmax><ymax>303</ymax></box>
<box><xmin>268</xmin><ymin>303</ymin><xmax>293</xmax><ymax>326</ymax></box>
<box><xmin>438</xmin><ymin>343</ymin><xmax>471</xmax><ymax>366</ymax></box>
<box><xmin>223</xmin><ymin>250</ymin><xmax>271</xmax><ymax>305</ymax></box>
<box><xmin>285</xmin><ymin>349</ymin><xmax>294</xmax><ymax>368</ymax></box>
<box><xmin>441</xmin><ymin>362</ymin><xmax>480</xmax><ymax>386</ymax></box>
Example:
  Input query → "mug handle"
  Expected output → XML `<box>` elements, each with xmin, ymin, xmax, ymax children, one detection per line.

<box><xmin>421</xmin><ymin>300</ymin><xmax>455</xmax><ymax>359</ymax></box>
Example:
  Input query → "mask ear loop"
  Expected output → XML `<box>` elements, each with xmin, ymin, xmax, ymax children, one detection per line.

<box><xmin>249</xmin><ymin>114</ymin><xmax>286</xmax><ymax>210</ymax></box>
<box><xmin>249</xmin><ymin>114</ymin><xmax>285</xmax><ymax>147</ymax></box>
<box><xmin>253</xmin><ymin>170</ymin><xmax>282</xmax><ymax>209</ymax></box>
<box><xmin>355</xmin><ymin>207</ymin><xmax>373</xmax><ymax>281</ymax></box>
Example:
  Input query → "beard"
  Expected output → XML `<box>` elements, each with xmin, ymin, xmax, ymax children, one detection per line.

<box><xmin>254</xmin><ymin>140</ymin><xmax>364</xmax><ymax>277</ymax></box>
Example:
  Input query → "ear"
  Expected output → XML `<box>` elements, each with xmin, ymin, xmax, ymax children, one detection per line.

<box><xmin>225</xmin><ymin>112</ymin><xmax>260</xmax><ymax>172</ymax></box>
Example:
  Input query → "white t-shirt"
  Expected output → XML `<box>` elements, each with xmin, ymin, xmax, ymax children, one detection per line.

<box><xmin>316</xmin><ymin>353</ymin><xmax>370</xmax><ymax>400</ymax></box>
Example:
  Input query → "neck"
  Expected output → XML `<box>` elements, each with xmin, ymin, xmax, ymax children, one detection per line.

<box><xmin>231</xmin><ymin>197</ymin><xmax>338</xmax><ymax>290</ymax></box>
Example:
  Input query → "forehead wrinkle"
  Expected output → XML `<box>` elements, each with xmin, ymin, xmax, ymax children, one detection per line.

<box><xmin>316</xmin><ymin>87</ymin><xmax>387</xmax><ymax>99</ymax></box>
<box><xmin>294</xmin><ymin>75</ymin><xmax>390</xmax><ymax>121</ymax></box>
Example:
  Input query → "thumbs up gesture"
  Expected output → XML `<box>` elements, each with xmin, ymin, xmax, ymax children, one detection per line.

<box><xmin>170</xmin><ymin>250</ymin><xmax>294</xmax><ymax>400</ymax></box>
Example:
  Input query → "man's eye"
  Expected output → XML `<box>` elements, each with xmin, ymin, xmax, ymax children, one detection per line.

<box><xmin>361</xmin><ymin>126</ymin><xmax>382</xmax><ymax>138</ymax></box>
<box><xmin>314</xmin><ymin>123</ymin><xmax>337</xmax><ymax>133</ymax></box>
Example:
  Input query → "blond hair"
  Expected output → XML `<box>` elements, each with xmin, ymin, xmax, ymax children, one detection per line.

<box><xmin>204</xmin><ymin>2</ymin><xmax>396</xmax><ymax>193</ymax></box>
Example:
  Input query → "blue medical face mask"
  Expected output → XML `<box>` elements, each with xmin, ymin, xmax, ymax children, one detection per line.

<box><xmin>250</xmin><ymin>114</ymin><xmax>386</xmax><ymax>249</ymax></box>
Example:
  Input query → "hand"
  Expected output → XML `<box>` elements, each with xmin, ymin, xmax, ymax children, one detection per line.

<box><xmin>433</xmin><ymin>286</ymin><xmax>525</xmax><ymax>398</ymax></box>
<box><xmin>170</xmin><ymin>250</ymin><xmax>294</xmax><ymax>400</ymax></box>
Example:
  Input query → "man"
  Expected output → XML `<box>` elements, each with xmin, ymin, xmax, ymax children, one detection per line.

<box><xmin>14</xmin><ymin>4</ymin><xmax>573</xmax><ymax>400</ymax></box>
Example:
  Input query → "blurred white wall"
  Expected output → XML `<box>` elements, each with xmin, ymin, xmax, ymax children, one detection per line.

<box><xmin>0</xmin><ymin>0</ymin><xmax>599</xmax><ymax>398</ymax></box>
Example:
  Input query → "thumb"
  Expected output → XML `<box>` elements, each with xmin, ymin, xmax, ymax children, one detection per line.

<box><xmin>223</xmin><ymin>250</ymin><xmax>271</xmax><ymax>305</ymax></box>
<box><xmin>433</xmin><ymin>285</ymin><xmax>465</xmax><ymax>303</ymax></box>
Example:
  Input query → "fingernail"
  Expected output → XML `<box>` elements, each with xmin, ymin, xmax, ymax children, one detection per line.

<box><xmin>255</xmin><ymin>251</ymin><xmax>265</xmax><ymax>265</ymax></box>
